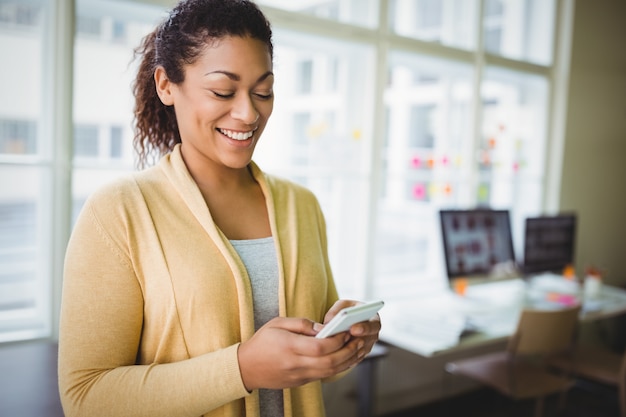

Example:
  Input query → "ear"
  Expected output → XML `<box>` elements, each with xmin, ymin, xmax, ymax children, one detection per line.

<box><xmin>154</xmin><ymin>66</ymin><xmax>175</xmax><ymax>106</ymax></box>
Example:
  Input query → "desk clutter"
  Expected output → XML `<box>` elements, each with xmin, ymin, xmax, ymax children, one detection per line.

<box><xmin>379</xmin><ymin>208</ymin><xmax>626</xmax><ymax>356</ymax></box>
<box><xmin>380</xmin><ymin>274</ymin><xmax>626</xmax><ymax>357</ymax></box>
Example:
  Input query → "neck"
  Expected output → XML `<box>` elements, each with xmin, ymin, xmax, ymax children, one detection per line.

<box><xmin>180</xmin><ymin>149</ymin><xmax>255</xmax><ymax>194</ymax></box>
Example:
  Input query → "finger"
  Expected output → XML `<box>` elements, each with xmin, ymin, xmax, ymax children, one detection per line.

<box><xmin>296</xmin><ymin>337</ymin><xmax>363</xmax><ymax>380</ymax></box>
<box><xmin>349</xmin><ymin>316</ymin><xmax>382</xmax><ymax>337</ymax></box>
<box><xmin>323</xmin><ymin>299</ymin><xmax>360</xmax><ymax>323</ymax></box>
<box><xmin>328</xmin><ymin>337</ymin><xmax>366</xmax><ymax>372</ymax></box>
<box><xmin>258</xmin><ymin>335</ymin><xmax>358</xmax><ymax>385</ymax></box>
<box><xmin>266</xmin><ymin>317</ymin><xmax>320</xmax><ymax>336</ymax></box>
<box><xmin>262</xmin><ymin>320</ymin><xmax>348</xmax><ymax>357</ymax></box>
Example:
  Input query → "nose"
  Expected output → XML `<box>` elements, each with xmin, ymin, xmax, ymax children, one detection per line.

<box><xmin>231</xmin><ymin>94</ymin><xmax>259</xmax><ymax>125</ymax></box>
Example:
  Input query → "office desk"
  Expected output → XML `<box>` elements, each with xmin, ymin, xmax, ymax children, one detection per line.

<box><xmin>379</xmin><ymin>275</ymin><xmax>626</xmax><ymax>357</ymax></box>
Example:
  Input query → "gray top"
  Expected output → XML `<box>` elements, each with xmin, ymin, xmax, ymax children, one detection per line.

<box><xmin>230</xmin><ymin>237</ymin><xmax>283</xmax><ymax>417</ymax></box>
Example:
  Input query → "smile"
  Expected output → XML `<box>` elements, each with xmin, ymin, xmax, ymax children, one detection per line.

<box><xmin>217</xmin><ymin>127</ymin><xmax>256</xmax><ymax>141</ymax></box>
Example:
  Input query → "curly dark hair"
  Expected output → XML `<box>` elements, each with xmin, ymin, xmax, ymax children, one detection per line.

<box><xmin>132</xmin><ymin>0</ymin><xmax>273</xmax><ymax>168</ymax></box>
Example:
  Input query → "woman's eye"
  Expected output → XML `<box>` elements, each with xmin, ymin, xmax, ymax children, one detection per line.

<box><xmin>211</xmin><ymin>90</ymin><xmax>272</xmax><ymax>100</ymax></box>
<box><xmin>255</xmin><ymin>92</ymin><xmax>273</xmax><ymax>100</ymax></box>
<box><xmin>212</xmin><ymin>91</ymin><xmax>234</xmax><ymax>99</ymax></box>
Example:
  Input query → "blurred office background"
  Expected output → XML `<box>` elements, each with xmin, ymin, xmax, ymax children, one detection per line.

<box><xmin>0</xmin><ymin>0</ymin><xmax>625</xmax><ymax>415</ymax></box>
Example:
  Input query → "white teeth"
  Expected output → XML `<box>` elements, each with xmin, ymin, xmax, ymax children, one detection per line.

<box><xmin>219</xmin><ymin>128</ymin><xmax>254</xmax><ymax>141</ymax></box>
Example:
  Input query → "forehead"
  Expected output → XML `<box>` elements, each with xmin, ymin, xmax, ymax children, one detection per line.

<box><xmin>191</xmin><ymin>35</ymin><xmax>273</xmax><ymax>76</ymax></box>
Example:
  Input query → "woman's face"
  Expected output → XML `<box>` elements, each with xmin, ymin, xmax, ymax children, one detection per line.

<box><xmin>157</xmin><ymin>35</ymin><xmax>274</xmax><ymax>172</ymax></box>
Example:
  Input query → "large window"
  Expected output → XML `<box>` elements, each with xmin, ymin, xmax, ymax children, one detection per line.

<box><xmin>71</xmin><ymin>0</ymin><xmax>162</xmax><ymax>222</ymax></box>
<box><xmin>0</xmin><ymin>0</ymin><xmax>51</xmax><ymax>342</ymax></box>
<box><xmin>373</xmin><ymin>53</ymin><xmax>475</xmax><ymax>299</ymax></box>
<box><xmin>257</xmin><ymin>0</ymin><xmax>559</xmax><ymax>300</ymax></box>
<box><xmin>257</xmin><ymin>29</ymin><xmax>376</xmax><ymax>296</ymax></box>
<box><xmin>0</xmin><ymin>0</ymin><xmax>566</xmax><ymax>342</ymax></box>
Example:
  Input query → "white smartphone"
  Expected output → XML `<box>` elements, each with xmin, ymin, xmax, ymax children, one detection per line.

<box><xmin>315</xmin><ymin>300</ymin><xmax>384</xmax><ymax>339</ymax></box>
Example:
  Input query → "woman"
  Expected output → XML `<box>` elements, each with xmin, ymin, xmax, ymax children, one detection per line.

<box><xmin>58</xmin><ymin>1</ymin><xmax>381</xmax><ymax>416</ymax></box>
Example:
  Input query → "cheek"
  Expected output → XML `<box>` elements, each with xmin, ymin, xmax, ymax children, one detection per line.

<box><xmin>193</xmin><ymin>100</ymin><xmax>230</xmax><ymax>125</ymax></box>
<box><xmin>259</xmin><ymin>100</ymin><xmax>274</xmax><ymax>119</ymax></box>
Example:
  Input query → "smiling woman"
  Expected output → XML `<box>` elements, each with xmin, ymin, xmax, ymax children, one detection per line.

<box><xmin>0</xmin><ymin>0</ymin><xmax>569</xmax><ymax>350</ymax></box>
<box><xmin>57</xmin><ymin>1</ymin><xmax>381</xmax><ymax>417</ymax></box>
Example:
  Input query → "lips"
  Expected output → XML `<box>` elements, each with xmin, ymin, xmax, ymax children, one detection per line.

<box><xmin>217</xmin><ymin>127</ymin><xmax>256</xmax><ymax>141</ymax></box>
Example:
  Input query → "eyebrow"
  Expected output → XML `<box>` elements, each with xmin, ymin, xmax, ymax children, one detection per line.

<box><xmin>205</xmin><ymin>70</ymin><xmax>274</xmax><ymax>83</ymax></box>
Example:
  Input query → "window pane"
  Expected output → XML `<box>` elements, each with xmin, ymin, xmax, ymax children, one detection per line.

<box><xmin>0</xmin><ymin>0</ymin><xmax>44</xmax><ymax>157</ymax></box>
<box><xmin>0</xmin><ymin>0</ymin><xmax>49</xmax><ymax>342</ymax></box>
<box><xmin>480</xmin><ymin>67</ymin><xmax>549</xmax><ymax>250</ymax></box>
<box><xmin>76</xmin><ymin>14</ymin><xmax>102</xmax><ymax>37</ymax></box>
<box><xmin>374</xmin><ymin>52</ymin><xmax>474</xmax><ymax>299</ymax></box>
<box><xmin>257</xmin><ymin>0</ymin><xmax>379</xmax><ymax>28</ymax></box>
<box><xmin>0</xmin><ymin>118</ymin><xmax>37</xmax><ymax>155</ymax></box>
<box><xmin>73</xmin><ymin>124</ymin><xmax>99</xmax><ymax>157</ymax></box>
<box><xmin>255</xmin><ymin>29</ymin><xmax>376</xmax><ymax>298</ymax></box>
<box><xmin>110</xmin><ymin>125</ymin><xmax>123</xmax><ymax>158</ymax></box>
<box><xmin>389</xmin><ymin>0</ymin><xmax>478</xmax><ymax>51</ymax></box>
<box><xmin>0</xmin><ymin>166</ymin><xmax>50</xmax><ymax>342</ymax></box>
<box><xmin>483</xmin><ymin>0</ymin><xmax>556</xmax><ymax>65</ymax></box>
<box><xmin>73</xmin><ymin>0</ymin><xmax>164</xmax><ymax>213</ymax></box>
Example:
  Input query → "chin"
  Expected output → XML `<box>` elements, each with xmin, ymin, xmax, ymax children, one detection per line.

<box><xmin>224</xmin><ymin>156</ymin><xmax>254</xmax><ymax>170</ymax></box>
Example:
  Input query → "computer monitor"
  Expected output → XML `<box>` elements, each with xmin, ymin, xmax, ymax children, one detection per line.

<box><xmin>439</xmin><ymin>209</ymin><xmax>518</xmax><ymax>282</ymax></box>
<box><xmin>523</xmin><ymin>214</ymin><xmax>577</xmax><ymax>275</ymax></box>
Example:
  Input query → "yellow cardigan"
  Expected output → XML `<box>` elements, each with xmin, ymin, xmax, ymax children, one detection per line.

<box><xmin>59</xmin><ymin>145</ymin><xmax>339</xmax><ymax>417</ymax></box>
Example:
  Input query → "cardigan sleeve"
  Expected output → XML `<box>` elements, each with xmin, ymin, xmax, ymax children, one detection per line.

<box><xmin>58</xmin><ymin>189</ymin><xmax>250</xmax><ymax>417</ymax></box>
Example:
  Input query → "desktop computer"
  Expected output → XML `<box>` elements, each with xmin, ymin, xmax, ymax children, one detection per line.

<box><xmin>522</xmin><ymin>213</ymin><xmax>577</xmax><ymax>276</ymax></box>
<box><xmin>439</xmin><ymin>208</ymin><xmax>520</xmax><ymax>285</ymax></box>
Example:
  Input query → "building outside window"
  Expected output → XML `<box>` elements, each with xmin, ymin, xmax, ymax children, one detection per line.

<box><xmin>0</xmin><ymin>119</ymin><xmax>37</xmax><ymax>154</ymax></box>
<box><xmin>73</xmin><ymin>124</ymin><xmax>99</xmax><ymax>157</ymax></box>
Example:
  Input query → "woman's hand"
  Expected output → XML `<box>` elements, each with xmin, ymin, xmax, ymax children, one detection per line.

<box><xmin>322</xmin><ymin>299</ymin><xmax>381</xmax><ymax>368</ymax></box>
<box><xmin>237</xmin><ymin>317</ymin><xmax>362</xmax><ymax>390</ymax></box>
<box><xmin>237</xmin><ymin>300</ymin><xmax>381</xmax><ymax>391</ymax></box>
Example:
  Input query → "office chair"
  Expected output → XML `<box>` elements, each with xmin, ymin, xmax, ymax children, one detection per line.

<box><xmin>444</xmin><ymin>306</ymin><xmax>581</xmax><ymax>417</ymax></box>
<box><xmin>548</xmin><ymin>343</ymin><xmax>626</xmax><ymax>417</ymax></box>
